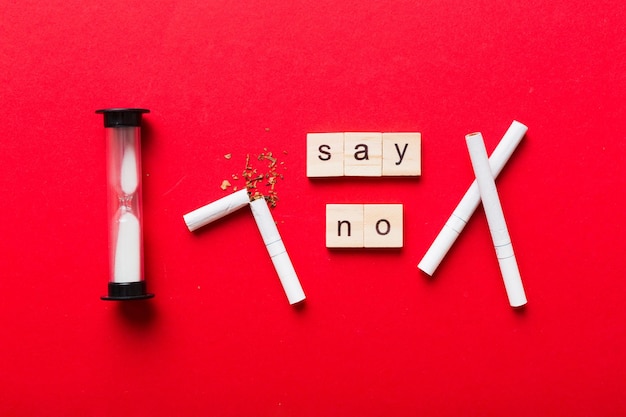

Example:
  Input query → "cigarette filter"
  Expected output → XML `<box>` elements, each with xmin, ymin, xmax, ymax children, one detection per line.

<box><xmin>183</xmin><ymin>189</ymin><xmax>250</xmax><ymax>232</ymax></box>
<box><xmin>97</xmin><ymin>108</ymin><xmax>153</xmax><ymax>300</ymax></box>
<box><xmin>418</xmin><ymin>121</ymin><xmax>527</xmax><ymax>275</ymax></box>
<box><xmin>466</xmin><ymin>132</ymin><xmax>527</xmax><ymax>308</ymax></box>
<box><xmin>249</xmin><ymin>198</ymin><xmax>306</xmax><ymax>305</ymax></box>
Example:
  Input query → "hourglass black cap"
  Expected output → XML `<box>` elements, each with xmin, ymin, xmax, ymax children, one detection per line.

<box><xmin>96</xmin><ymin>108</ymin><xmax>150</xmax><ymax>127</ymax></box>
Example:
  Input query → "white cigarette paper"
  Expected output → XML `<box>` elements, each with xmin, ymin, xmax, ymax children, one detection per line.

<box><xmin>418</xmin><ymin>121</ymin><xmax>527</xmax><ymax>275</ymax></box>
<box><xmin>114</xmin><ymin>211</ymin><xmax>141</xmax><ymax>283</ymax></box>
<box><xmin>183</xmin><ymin>189</ymin><xmax>250</xmax><ymax>232</ymax></box>
<box><xmin>249</xmin><ymin>198</ymin><xmax>306</xmax><ymax>305</ymax></box>
<box><xmin>466</xmin><ymin>132</ymin><xmax>526</xmax><ymax>308</ymax></box>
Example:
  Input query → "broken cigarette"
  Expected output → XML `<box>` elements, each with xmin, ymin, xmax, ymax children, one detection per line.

<box><xmin>418</xmin><ymin>121</ymin><xmax>527</xmax><ymax>276</ymax></box>
<box><xmin>183</xmin><ymin>189</ymin><xmax>250</xmax><ymax>232</ymax></box>
<box><xmin>466</xmin><ymin>132</ymin><xmax>526</xmax><ymax>308</ymax></box>
<box><xmin>249</xmin><ymin>198</ymin><xmax>306</xmax><ymax>305</ymax></box>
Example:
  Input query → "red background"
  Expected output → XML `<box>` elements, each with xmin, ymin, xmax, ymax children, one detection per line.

<box><xmin>1</xmin><ymin>0</ymin><xmax>625</xmax><ymax>415</ymax></box>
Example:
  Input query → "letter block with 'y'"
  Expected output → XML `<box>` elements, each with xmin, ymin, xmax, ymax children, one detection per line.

<box><xmin>382</xmin><ymin>133</ymin><xmax>421</xmax><ymax>176</ymax></box>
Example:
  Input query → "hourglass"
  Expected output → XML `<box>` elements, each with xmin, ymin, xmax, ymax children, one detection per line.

<box><xmin>96</xmin><ymin>108</ymin><xmax>154</xmax><ymax>300</ymax></box>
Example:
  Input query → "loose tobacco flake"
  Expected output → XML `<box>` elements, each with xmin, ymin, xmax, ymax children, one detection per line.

<box><xmin>220</xmin><ymin>179</ymin><xmax>231</xmax><ymax>190</ymax></box>
<box><xmin>240</xmin><ymin>149</ymin><xmax>285</xmax><ymax>208</ymax></box>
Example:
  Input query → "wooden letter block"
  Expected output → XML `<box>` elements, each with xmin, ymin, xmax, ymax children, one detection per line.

<box><xmin>306</xmin><ymin>133</ymin><xmax>344</xmax><ymax>177</ymax></box>
<box><xmin>326</xmin><ymin>204</ymin><xmax>364</xmax><ymax>248</ymax></box>
<box><xmin>344</xmin><ymin>132</ymin><xmax>382</xmax><ymax>177</ymax></box>
<box><xmin>364</xmin><ymin>204</ymin><xmax>403</xmax><ymax>248</ymax></box>
<box><xmin>382</xmin><ymin>132</ymin><xmax>421</xmax><ymax>176</ymax></box>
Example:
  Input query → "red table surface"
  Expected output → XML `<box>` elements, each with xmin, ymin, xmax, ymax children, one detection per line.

<box><xmin>1</xmin><ymin>1</ymin><xmax>625</xmax><ymax>415</ymax></box>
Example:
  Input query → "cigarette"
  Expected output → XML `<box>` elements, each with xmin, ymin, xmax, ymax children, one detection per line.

<box><xmin>114</xmin><ymin>211</ymin><xmax>142</xmax><ymax>283</ymax></box>
<box><xmin>466</xmin><ymin>132</ymin><xmax>526</xmax><ymax>308</ymax></box>
<box><xmin>418</xmin><ymin>121</ymin><xmax>527</xmax><ymax>275</ymax></box>
<box><xmin>249</xmin><ymin>198</ymin><xmax>306</xmax><ymax>305</ymax></box>
<box><xmin>183</xmin><ymin>189</ymin><xmax>250</xmax><ymax>232</ymax></box>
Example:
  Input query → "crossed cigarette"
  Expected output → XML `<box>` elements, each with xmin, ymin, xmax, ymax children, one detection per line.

<box><xmin>419</xmin><ymin>121</ymin><xmax>528</xmax><ymax>308</ymax></box>
<box><xmin>183</xmin><ymin>191</ymin><xmax>306</xmax><ymax>305</ymax></box>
